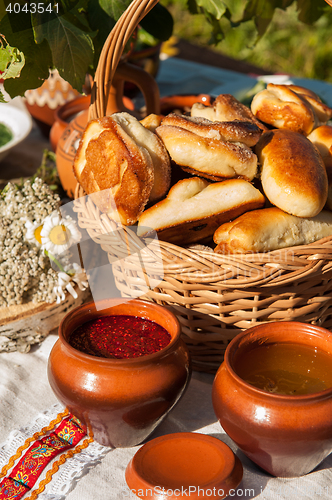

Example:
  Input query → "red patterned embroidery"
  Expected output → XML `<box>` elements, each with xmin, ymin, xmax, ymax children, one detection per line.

<box><xmin>0</xmin><ymin>477</ymin><xmax>28</xmax><ymax>500</ymax></box>
<box><xmin>55</xmin><ymin>417</ymin><xmax>86</xmax><ymax>446</ymax></box>
<box><xmin>11</xmin><ymin>432</ymin><xmax>72</xmax><ymax>488</ymax></box>
<box><xmin>0</xmin><ymin>414</ymin><xmax>87</xmax><ymax>498</ymax></box>
<box><xmin>69</xmin><ymin>415</ymin><xmax>87</xmax><ymax>433</ymax></box>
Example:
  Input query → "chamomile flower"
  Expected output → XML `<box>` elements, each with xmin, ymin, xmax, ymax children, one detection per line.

<box><xmin>54</xmin><ymin>272</ymin><xmax>76</xmax><ymax>304</ymax></box>
<box><xmin>53</xmin><ymin>264</ymin><xmax>89</xmax><ymax>303</ymax></box>
<box><xmin>68</xmin><ymin>263</ymin><xmax>89</xmax><ymax>291</ymax></box>
<box><xmin>40</xmin><ymin>212</ymin><xmax>81</xmax><ymax>255</ymax></box>
<box><xmin>25</xmin><ymin>219</ymin><xmax>44</xmax><ymax>247</ymax></box>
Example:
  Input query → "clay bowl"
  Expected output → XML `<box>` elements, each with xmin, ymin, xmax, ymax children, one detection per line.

<box><xmin>48</xmin><ymin>298</ymin><xmax>191</xmax><ymax>448</ymax></box>
<box><xmin>212</xmin><ymin>321</ymin><xmax>332</xmax><ymax>477</ymax></box>
<box><xmin>160</xmin><ymin>93</ymin><xmax>212</xmax><ymax>115</ymax></box>
<box><xmin>126</xmin><ymin>432</ymin><xmax>243</xmax><ymax>500</ymax></box>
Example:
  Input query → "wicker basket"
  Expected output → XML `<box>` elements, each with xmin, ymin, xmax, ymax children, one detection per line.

<box><xmin>73</xmin><ymin>0</ymin><xmax>332</xmax><ymax>373</ymax></box>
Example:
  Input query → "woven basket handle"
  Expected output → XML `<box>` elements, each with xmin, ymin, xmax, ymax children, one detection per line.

<box><xmin>89</xmin><ymin>0</ymin><xmax>160</xmax><ymax>121</ymax></box>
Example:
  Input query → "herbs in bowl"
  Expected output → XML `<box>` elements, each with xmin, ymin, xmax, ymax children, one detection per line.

<box><xmin>0</xmin><ymin>121</ymin><xmax>13</xmax><ymax>147</ymax></box>
<box><xmin>0</xmin><ymin>102</ymin><xmax>32</xmax><ymax>161</ymax></box>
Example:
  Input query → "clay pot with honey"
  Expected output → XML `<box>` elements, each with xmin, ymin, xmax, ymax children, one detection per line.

<box><xmin>212</xmin><ymin>321</ymin><xmax>332</xmax><ymax>477</ymax></box>
<box><xmin>48</xmin><ymin>298</ymin><xmax>191</xmax><ymax>448</ymax></box>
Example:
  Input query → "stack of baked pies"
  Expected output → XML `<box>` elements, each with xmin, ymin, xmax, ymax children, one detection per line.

<box><xmin>73</xmin><ymin>83</ymin><xmax>332</xmax><ymax>254</ymax></box>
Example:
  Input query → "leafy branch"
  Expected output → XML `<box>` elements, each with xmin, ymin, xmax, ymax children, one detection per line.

<box><xmin>0</xmin><ymin>0</ymin><xmax>329</xmax><ymax>98</ymax></box>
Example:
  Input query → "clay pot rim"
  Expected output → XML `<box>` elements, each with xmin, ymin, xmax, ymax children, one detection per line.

<box><xmin>53</xmin><ymin>94</ymin><xmax>90</xmax><ymax>128</ymax></box>
<box><xmin>58</xmin><ymin>297</ymin><xmax>182</xmax><ymax>365</ymax></box>
<box><xmin>225</xmin><ymin>321</ymin><xmax>332</xmax><ymax>401</ymax></box>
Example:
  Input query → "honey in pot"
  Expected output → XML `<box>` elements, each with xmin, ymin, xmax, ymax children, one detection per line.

<box><xmin>234</xmin><ymin>342</ymin><xmax>332</xmax><ymax>395</ymax></box>
<box><xmin>212</xmin><ymin>322</ymin><xmax>332</xmax><ymax>477</ymax></box>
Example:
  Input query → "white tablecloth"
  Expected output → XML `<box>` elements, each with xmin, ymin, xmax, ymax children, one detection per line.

<box><xmin>1</xmin><ymin>58</ymin><xmax>332</xmax><ymax>499</ymax></box>
<box><xmin>1</xmin><ymin>333</ymin><xmax>332</xmax><ymax>500</ymax></box>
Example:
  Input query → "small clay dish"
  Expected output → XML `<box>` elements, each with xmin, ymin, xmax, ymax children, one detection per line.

<box><xmin>160</xmin><ymin>94</ymin><xmax>212</xmax><ymax>115</ymax></box>
<box><xmin>125</xmin><ymin>432</ymin><xmax>243</xmax><ymax>500</ymax></box>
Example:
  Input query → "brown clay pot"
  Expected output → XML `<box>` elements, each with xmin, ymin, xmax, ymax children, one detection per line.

<box><xmin>25</xmin><ymin>69</ymin><xmax>81</xmax><ymax>130</ymax></box>
<box><xmin>212</xmin><ymin>321</ymin><xmax>332</xmax><ymax>477</ymax></box>
<box><xmin>50</xmin><ymin>95</ymin><xmax>92</xmax><ymax>198</ymax></box>
<box><xmin>48</xmin><ymin>298</ymin><xmax>191</xmax><ymax>448</ymax></box>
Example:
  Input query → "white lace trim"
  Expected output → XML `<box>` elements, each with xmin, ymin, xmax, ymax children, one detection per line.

<box><xmin>0</xmin><ymin>403</ymin><xmax>111</xmax><ymax>500</ymax></box>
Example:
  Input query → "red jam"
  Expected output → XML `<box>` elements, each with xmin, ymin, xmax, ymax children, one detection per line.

<box><xmin>68</xmin><ymin>314</ymin><xmax>172</xmax><ymax>359</ymax></box>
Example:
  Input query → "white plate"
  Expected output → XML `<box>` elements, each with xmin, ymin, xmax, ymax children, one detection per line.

<box><xmin>0</xmin><ymin>102</ymin><xmax>32</xmax><ymax>162</ymax></box>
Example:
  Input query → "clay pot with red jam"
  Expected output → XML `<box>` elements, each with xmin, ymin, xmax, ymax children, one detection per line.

<box><xmin>212</xmin><ymin>321</ymin><xmax>332</xmax><ymax>477</ymax></box>
<box><xmin>48</xmin><ymin>298</ymin><xmax>191</xmax><ymax>448</ymax></box>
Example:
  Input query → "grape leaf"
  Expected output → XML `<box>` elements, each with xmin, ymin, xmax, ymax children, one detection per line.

<box><xmin>0</xmin><ymin>45</ymin><xmax>25</xmax><ymax>79</ymax></box>
<box><xmin>0</xmin><ymin>14</ymin><xmax>51</xmax><ymax>97</ymax></box>
<box><xmin>98</xmin><ymin>0</ymin><xmax>132</xmax><ymax>20</ymax></box>
<box><xmin>186</xmin><ymin>0</ymin><xmax>228</xmax><ymax>43</ymax></box>
<box><xmin>0</xmin><ymin>90</ymin><xmax>6</xmax><ymax>103</ymax></box>
<box><xmin>87</xmin><ymin>0</ymin><xmax>116</xmax><ymax>70</ymax></box>
<box><xmin>195</xmin><ymin>0</ymin><xmax>227</xmax><ymax>20</ymax></box>
<box><xmin>140</xmin><ymin>4</ymin><xmax>174</xmax><ymax>42</ymax></box>
<box><xmin>0</xmin><ymin>0</ymin><xmax>6</xmax><ymax>24</ymax></box>
<box><xmin>296</xmin><ymin>0</ymin><xmax>327</xmax><ymax>24</ymax></box>
<box><xmin>241</xmin><ymin>0</ymin><xmax>294</xmax><ymax>39</ymax></box>
<box><xmin>0</xmin><ymin>42</ymin><xmax>12</xmax><ymax>73</ymax></box>
<box><xmin>32</xmin><ymin>12</ymin><xmax>94</xmax><ymax>92</ymax></box>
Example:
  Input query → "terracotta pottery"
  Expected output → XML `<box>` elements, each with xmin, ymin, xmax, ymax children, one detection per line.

<box><xmin>48</xmin><ymin>298</ymin><xmax>191</xmax><ymax>448</ymax></box>
<box><xmin>212</xmin><ymin>321</ymin><xmax>332</xmax><ymax>477</ymax></box>
<box><xmin>125</xmin><ymin>432</ymin><xmax>243</xmax><ymax>500</ymax></box>
<box><xmin>25</xmin><ymin>69</ymin><xmax>81</xmax><ymax>134</ymax></box>
<box><xmin>160</xmin><ymin>93</ymin><xmax>212</xmax><ymax>115</ymax></box>
<box><xmin>53</xmin><ymin>61</ymin><xmax>160</xmax><ymax>198</ymax></box>
<box><xmin>124</xmin><ymin>42</ymin><xmax>162</xmax><ymax>97</ymax></box>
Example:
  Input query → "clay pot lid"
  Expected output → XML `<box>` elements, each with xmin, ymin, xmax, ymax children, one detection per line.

<box><xmin>125</xmin><ymin>432</ymin><xmax>243</xmax><ymax>500</ymax></box>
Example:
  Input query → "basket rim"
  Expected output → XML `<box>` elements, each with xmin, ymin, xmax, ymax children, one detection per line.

<box><xmin>73</xmin><ymin>184</ymin><xmax>332</xmax><ymax>289</ymax></box>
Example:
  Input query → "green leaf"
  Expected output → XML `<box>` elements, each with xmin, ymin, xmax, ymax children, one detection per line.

<box><xmin>240</xmin><ymin>0</ymin><xmax>326</xmax><ymax>40</ymax></box>
<box><xmin>240</xmin><ymin>0</ymin><xmax>287</xmax><ymax>39</ymax></box>
<box><xmin>0</xmin><ymin>89</ymin><xmax>6</xmax><ymax>103</ymax></box>
<box><xmin>187</xmin><ymin>0</ymin><xmax>199</xmax><ymax>15</ymax></box>
<box><xmin>195</xmin><ymin>0</ymin><xmax>227</xmax><ymax>20</ymax></box>
<box><xmin>1</xmin><ymin>47</ymin><xmax>25</xmax><ymax>79</ymax></box>
<box><xmin>0</xmin><ymin>14</ymin><xmax>51</xmax><ymax>96</ymax></box>
<box><xmin>207</xmin><ymin>14</ymin><xmax>226</xmax><ymax>44</ymax></box>
<box><xmin>32</xmin><ymin>12</ymin><xmax>94</xmax><ymax>91</ymax></box>
<box><xmin>296</xmin><ymin>0</ymin><xmax>327</xmax><ymax>24</ymax></box>
<box><xmin>0</xmin><ymin>36</ymin><xmax>25</xmax><ymax>79</ymax></box>
<box><xmin>0</xmin><ymin>0</ymin><xmax>6</xmax><ymax>23</ymax></box>
<box><xmin>87</xmin><ymin>0</ymin><xmax>116</xmax><ymax>69</ymax></box>
<box><xmin>140</xmin><ymin>3</ymin><xmax>174</xmax><ymax>42</ymax></box>
<box><xmin>0</xmin><ymin>44</ymin><xmax>12</xmax><ymax>72</ymax></box>
<box><xmin>66</xmin><ymin>0</ymin><xmax>92</xmax><ymax>30</ymax></box>
<box><xmin>98</xmin><ymin>0</ymin><xmax>132</xmax><ymax>20</ymax></box>
<box><xmin>186</xmin><ymin>0</ymin><xmax>227</xmax><ymax>43</ymax></box>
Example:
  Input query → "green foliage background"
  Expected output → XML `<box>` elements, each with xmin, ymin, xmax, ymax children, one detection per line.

<box><xmin>0</xmin><ymin>0</ymin><xmax>331</xmax><ymax>98</ymax></box>
<box><xmin>162</xmin><ymin>0</ymin><xmax>332</xmax><ymax>82</ymax></box>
